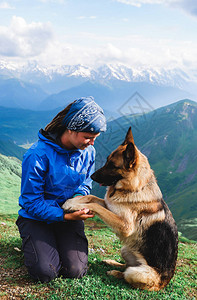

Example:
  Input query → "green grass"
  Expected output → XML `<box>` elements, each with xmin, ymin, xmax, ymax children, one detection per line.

<box><xmin>0</xmin><ymin>214</ymin><xmax>196</xmax><ymax>300</ymax></box>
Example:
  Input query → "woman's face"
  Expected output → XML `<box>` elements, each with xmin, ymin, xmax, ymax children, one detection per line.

<box><xmin>61</xmin><ymin>130</ymin><xmax>100</xmax><ymax>150</ymax></box>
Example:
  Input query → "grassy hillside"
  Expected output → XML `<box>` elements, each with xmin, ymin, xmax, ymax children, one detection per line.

<box><xmin>0</xmin><ymin>154</ymin><xmax>21</xmax><ymax>214</ymax></box>
<box><xmin>0</xmin><ymin>215</ymin><xmax>196</xmax><ymax>299</ymax></box>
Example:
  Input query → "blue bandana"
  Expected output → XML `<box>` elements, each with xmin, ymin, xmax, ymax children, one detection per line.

<box><xmin>62</xmin><ymin>97</ymin><xmax>107</xmax><ymax>133</ymax></box>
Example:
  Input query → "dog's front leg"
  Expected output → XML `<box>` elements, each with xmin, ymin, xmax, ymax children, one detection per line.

<box><xmin>71</xmin><ymin>202</ymin><xmax>135</xmax><ymax>238</ymax></box>
<box><xmin>62</xmin><ymin>195</ymin><xmax>106</xmax><ymax>212</ymax></box>
<box><xmin>62</xmin><ymin>196</ymin><xmax>136</xmax><ymax>237</ymax></box>
<box><xmin>82</xmin><ymin>195</ymin><xmax>107</xmax><ymax>207</ymax></box>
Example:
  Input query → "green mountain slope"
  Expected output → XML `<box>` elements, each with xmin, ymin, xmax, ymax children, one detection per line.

<box><xmin>0</xmin><ymin>154</ymin><xmax>21</xmax><ymax>214</ymax></box>
<box><xmin>93</xmin><ymin>99</ymin><xmax>197</xmax><ymax>240</ymax></box>
<box><xmin>0</xmin><ymin>106</ymin><xmax>61</xmax><ymax>145</ymax></box>
<box><xmin>0</xmin><ymin>136</ymin><xmax>26</xmax><ymax>160</ymax></box>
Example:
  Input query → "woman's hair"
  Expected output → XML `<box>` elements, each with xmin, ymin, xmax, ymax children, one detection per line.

<box><xmin>45</xmin><ymin>101</ymin><xmax>74</xmax><ymax>135</ymax></box>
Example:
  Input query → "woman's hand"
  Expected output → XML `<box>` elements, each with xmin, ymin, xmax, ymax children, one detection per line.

<box><xmin>64</xmin><ymin>208</ymin><xmax>94</xmax><ymax>221</ymax></box>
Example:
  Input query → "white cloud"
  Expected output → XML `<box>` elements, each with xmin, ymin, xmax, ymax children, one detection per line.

<box><xmin>0</xmin><ymin>16</ymin><xmax>54</xmax><ymax>57</ymax></box>
<box><xmin>1</xmin><ymin>32</ymin><xmax>197</xmax><ymax>79</ymax></box>
<box><xmin>76</xmin><ymin>16</ymin><xmax>97</xmax><ymax>20</ymax></box>
<box><xmin>115</xmin><ymin>0</ymin><xmax>197</xmax><ymax>17</ymax></box>
<box><xmin>115</xmin><ymin>0</ymin><xmax>170</xmax><ymax>7</ymax></box>
<box><xmin>0</xmin><ymin>1</ymin><xmax>15</xmax><ymax>9</ymax></box>
<box><xmin>33</xmin><ymin>32</ymin><xmax>197</xmax><ymax>74</ymax></box>
<box><xmin>0</xmin><ymin>14</ymin><xmax>196</xmax><ymax>74</ymax></box>
<box><xmin>39</xmin><ymin>0</ymin><xmax>66</xmax><ymax>3</ymax></box>
<box><xmin>169</xmin><ymin>0</ymin><xmax>197</xmax><ymax>17</ymax></box>
<box><xmin>101</xmin><ymin>43</ymin><xmax>123</xmax><ymax>60</ymax></box>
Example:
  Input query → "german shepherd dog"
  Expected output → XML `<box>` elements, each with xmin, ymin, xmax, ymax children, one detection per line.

<box><xmin>62</xmin><ymin>127</ymin><xmax>178</xmax><ymax>291</ymax></box>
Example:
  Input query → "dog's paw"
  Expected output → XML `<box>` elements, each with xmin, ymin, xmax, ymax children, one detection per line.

<box><xmin>62</xmin><ymin>198</ymin><xmax>81</xmax><ymax>212</ymax></box>
<box><xmin>62</xmin><ymin>195</ymin><xmax>93</xmax><ymax>213</ymax></box>
<box><xmin>103</xmin><ymin>259</ymin><xmax>126</xmax><ymax>268</ymax></box>
<box><xmin>107</xmin><ymin>270</ymin><xmax>124</xmax><ymax>279</ymax></box>
<box><xmin>103</xmin><ymin>259</ymin><xmax>112</xmax><ymax>265</ymax></box>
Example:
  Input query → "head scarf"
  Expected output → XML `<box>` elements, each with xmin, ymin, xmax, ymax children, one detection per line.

<box><xmin>62</xmin><ymin>96</ymin><xmax>107</xmax><ymax>133</ymax></box>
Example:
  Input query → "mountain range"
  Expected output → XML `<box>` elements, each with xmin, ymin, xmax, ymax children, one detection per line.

<box><xmin>0</xmin><ymin>62</ymin><xmax>196</xmax><ymax>113</ymax></box>
<box><xmin>0</xmin><ymin>78</ymin><xmax>48</xmax><ymax>110</ymax></box>
<box><xmin>1</xmin><ymin>62</ymin><xmax>196</xmax><ymax>92</ymax></box>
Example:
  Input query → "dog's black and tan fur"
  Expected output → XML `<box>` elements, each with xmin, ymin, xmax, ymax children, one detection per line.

<box><xmin>62</xmin><ymin>127</ymin><xmax>178</xmax><ymax>291</ymax></box>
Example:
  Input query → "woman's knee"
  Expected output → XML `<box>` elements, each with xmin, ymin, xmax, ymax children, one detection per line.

<box><xmin>28</xmin><ymin>261</ymin><xmax>60</xmax><ymax>283</ymax></box>
<box><xmin>61</xmin><ymin>262</ymin><xmax>88</xmax><ymax>279</ymax></box>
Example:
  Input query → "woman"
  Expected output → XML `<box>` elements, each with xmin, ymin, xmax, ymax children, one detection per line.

<box><xmin>16</xmin><ymin>96</ymin><xmax>106</xmax><ymax>283</ymax></box>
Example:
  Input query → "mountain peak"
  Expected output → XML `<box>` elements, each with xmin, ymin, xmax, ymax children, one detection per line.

<box><xmin>0</xmin><ymin>61</ymin><xmax>196</xmax><ymax>90</ymax></box>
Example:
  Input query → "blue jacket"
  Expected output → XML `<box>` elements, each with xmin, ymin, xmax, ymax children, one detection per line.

<box><xmin>18</xmin><ymin>131</ymin><xmax>95</xmax><ymax>222</ymax></box>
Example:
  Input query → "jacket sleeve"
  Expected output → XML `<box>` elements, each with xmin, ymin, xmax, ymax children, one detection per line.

<box><xmin>19</xmin><ymin>151</ymin><xmax>64</xmax><ymax>222</ymax></box>
<box><xmin>73</xmin><ymin>148</ymin><xmax>95</xmax><ymax>196</ymax></box>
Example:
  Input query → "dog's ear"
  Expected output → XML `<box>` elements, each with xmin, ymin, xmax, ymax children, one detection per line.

<box><xmin>122</xmin><ymin>127</ymin><xmax>134</xmax><ymax>145</ymax></box>
<box><xmin>123</xmin><ymin>142</ymin><xmax>136</xmax><ymax>169</ymax></box>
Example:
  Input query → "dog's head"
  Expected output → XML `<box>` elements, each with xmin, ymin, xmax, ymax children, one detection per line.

<box><xmin>91</xmin><ymin>127</ymin><xmax>139</xmax><ymax>187</ymax></box>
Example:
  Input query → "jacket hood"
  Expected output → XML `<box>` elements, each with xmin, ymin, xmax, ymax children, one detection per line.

<box><xmin>38</xmin><ymin>129</ymin><xmax>83</xmax><ymax>155</ymax></box>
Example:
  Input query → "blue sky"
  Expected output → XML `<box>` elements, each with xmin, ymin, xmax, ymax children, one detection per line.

<box><xmin>0</xmin><ymin>0</ymin><xmax>197</xmax><ymax>74</ymax></box>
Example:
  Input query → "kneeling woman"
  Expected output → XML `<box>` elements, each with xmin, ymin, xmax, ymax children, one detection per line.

<box><xmin>16</xmin><ymin>97</ymin><xmax>106</xmax><ymax>283</ymax></box>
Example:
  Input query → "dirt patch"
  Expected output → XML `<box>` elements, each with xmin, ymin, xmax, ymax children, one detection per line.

<box><xmin>0</xmin><ymin>256</ymin><xmax>53</xmax><ymax>300</ymax></box>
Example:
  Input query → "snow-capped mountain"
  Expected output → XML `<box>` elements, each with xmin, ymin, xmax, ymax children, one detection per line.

<box><xmin>0</xmin><ymin>60</ymin><xmax>196</xmax><ymax>112</ymax></box>
<box><xmin>0</xmin><ymin>61</ymin><xmax>196</xmax><ymax>94</ymax></box>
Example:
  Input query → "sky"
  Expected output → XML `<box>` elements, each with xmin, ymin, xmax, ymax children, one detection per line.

<box><xmin>0</xmin><ymin>0</ymin><xmax>197</xmax><ymax>75</ymax></box>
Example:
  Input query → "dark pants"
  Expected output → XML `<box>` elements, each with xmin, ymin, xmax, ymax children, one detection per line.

<box><xmin>16</xmin><ymin>217</ymin><xmax>88</xmax><ymax>283</ymax></box>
